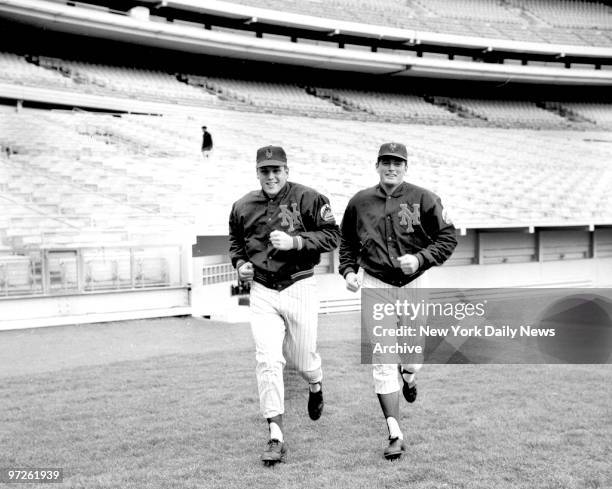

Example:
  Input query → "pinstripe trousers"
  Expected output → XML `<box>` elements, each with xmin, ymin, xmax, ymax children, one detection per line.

<box><xmin>250</xmin><ymin>276</ymin><xmax>322</xmax><ymax>419</ymax></box>
<box><xmin>362</xmin><ymin>270</ymin><xmax>425</xmax><ymax>395</ymax></box>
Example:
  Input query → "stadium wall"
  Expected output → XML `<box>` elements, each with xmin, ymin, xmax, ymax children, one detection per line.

<box><xmin>0</xmin><ymin>242</ymin><xmax>195</xmax><ymax>331</ymax></box>
<box><xmin>0</xmin><ymin>286</ymin><xmax>191</xmax><ymax>331</ymax></box>
<box><xmin>192</xmin><ymin>227</ymin><xmax>612</xmax><ymax>321</ymax></box>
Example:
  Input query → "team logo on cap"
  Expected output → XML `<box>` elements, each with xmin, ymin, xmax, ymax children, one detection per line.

<box><xmin>389</xmin><ymin>143</ymin><xmax>397</xmax><ymax>151</ymax></box>
<box><xmin>265</xmin><ymin>148</ymin><xmax>273</xmax><ymax>159</ymax></box>
<box><xmin>278</xmin><ymin>203</ymin><xmax>301</xmax><ymax>232</ymax></box>
<box><xmin>398</xmin><ymin>203</ymin><xmax>421</xmax><ymax>232</ymax></box>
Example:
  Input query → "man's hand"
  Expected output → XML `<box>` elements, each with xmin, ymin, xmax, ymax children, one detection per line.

<box><xmin>398</xmin><ymin>254</ymin><xmax>420</xmax><ymax>275</ymax></box>
<box><xmin>270</xmin><ymin>230</ymin><xmax>294</xmax><ymax>251</ymax></box>
<box><xmin>345</xmin><ymin>272</ymin><xmax>361</xmax><ymax>292</ymax></box>
<box><xmin>238</xmin><ymin>261</ymin><xmax>254</xmax><ymax>282</ymax></box>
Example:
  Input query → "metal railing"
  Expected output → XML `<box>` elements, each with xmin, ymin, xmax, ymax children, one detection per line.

<box><xmin>0</xmin><ymin>244</ymin><xmax>184</xmax><ymax>297</ymax></box>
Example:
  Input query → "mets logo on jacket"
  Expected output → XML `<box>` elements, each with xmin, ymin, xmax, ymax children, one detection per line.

<box><xmin>398</xmin><ymin>203</ymin><xmax>420</xmax><ymax>232</ymax></box>
<box><xmin>278</xmin><ymin>203</ymin><xmax>301</xmax><ymax>232</ymax></box>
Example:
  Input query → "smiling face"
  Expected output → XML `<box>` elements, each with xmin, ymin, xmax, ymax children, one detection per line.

<box><xmin>257</xmin><ymin>165</ymin><xmax>289</xmax><ymax>197</ymax></box>
<box><xmin>376</xmin><ymin>155</ymin><xmax>407</xmax><ymax>192</ymax></box>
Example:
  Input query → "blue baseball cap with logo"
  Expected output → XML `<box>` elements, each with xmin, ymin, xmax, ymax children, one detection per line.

<box><xmin>256</xmin><ymin>145</ymin><xmax>287</xmax><ymax>168</ymax></box>
<box><xmin>378</xmin><ymin>142</ymin><xmax>407</xmax><ymax>161</ymax></box>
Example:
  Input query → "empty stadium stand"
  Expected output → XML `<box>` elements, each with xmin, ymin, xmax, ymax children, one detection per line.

<box><xmin>451</xmin><ymin>98</ymin><xmax>571</xmax><ymax>128</ymax></box>
<box><xmin>186</xmin><ymin>75</ymin><xmax>345</xmax><ymax>115</ymax></box>
<box><xmin>0</xmin><ymin>51</ymin><xmax>75</xmax><ymax>89</ymax></box>
<box><xmin>1</xmin><ymin>86</ymin><xmax>611</xmax><ymax>250</ymax></box>
<box><xmin>0</xmin><ymin>52</ymin><xmax>218</xmax><ymax>107</ymax></box>
<box><xmin>513</xmin><ymin>0</ymin><xmax>612</xmax><ymax>28</ymax></box>
<box><xmin>314</xmin><ymin>88</ymin><xmax>462</xmax><ymax>123</ymax></box>
<box><xmin>6</xmin><ymin>51</ymin><xmax>609</xmax><ymax>130</ymax></box>
<box><xmin>0</xmin><ymin>108</ymin><xmax>200</xmax><ymax>251</ymax></box>
<box><xmin>558</xmin><ymin>102</ymin><xmax>612</xmax><ymax>127</ymax></box>
<box><xmin>221</xmin><ymin>0</ymin><xmax>612</xmax><ymax>46</ymax></box>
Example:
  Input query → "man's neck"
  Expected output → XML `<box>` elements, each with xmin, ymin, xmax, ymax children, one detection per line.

<box><xmin>380</xmin><ymin>182</ymin><xmax>402</xmax><ymax>195</ymax></box>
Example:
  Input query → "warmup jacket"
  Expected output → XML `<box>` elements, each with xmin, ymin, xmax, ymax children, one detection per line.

<box><xmin>339</xmin><ymin>181</ymin><xmax>457</xmax><ymax>287</ymax></box>
<box><xmin>229</xmin><ymin>181</ymin><xmax>340</xmax><ymax>291</ymax></box>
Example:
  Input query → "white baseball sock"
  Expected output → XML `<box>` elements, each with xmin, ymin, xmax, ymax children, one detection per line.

<box><xmin>269</xmin><ymin>422</ymin><xmax>283</xmax><ymax>442</ymax></box>
<box><xmin>309</xmin><ymin>382</ymin><xmax>321</xmax><ymax>393</ymax></box>
<box><xmin>386</xmin><ymin>417</ymin><xmax>403</xmax><ymax>440</ymax></box>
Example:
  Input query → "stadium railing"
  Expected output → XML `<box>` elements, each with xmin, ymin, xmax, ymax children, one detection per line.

<box><xmin>0</xmin><ymin>244</ymin><xmax>183</xmax><ymax>297</ymax></box>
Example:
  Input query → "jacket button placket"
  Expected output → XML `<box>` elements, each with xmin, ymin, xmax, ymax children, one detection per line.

<box><xmin>385</xmin><ymin>197</ymin><xmax>397</xmax><ymax>258</ymax></box>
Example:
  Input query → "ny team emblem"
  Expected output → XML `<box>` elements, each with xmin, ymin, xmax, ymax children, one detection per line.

<box><xmin>398</xmin><ymin>203</ymin><xmax>420</xmax><ymax>232</ymax></box>
<box><xmin>278</xmin><ymin>203</ymin><xmax>301</xmax><ymax>232</ymax></box>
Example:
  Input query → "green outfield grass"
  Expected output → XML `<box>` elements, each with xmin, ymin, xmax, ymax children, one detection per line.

<box><xmin>1</xmin><ymin>314</ymin><xmax>610</xmax><ymax>489</ymax></box>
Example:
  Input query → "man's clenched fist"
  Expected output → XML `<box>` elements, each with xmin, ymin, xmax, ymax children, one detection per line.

<box><xmin>238</xmin><ymin>261</ymin><xmax>254</xmax><ymax>282</ymax></box>
<box><xmin>270</xmin><ymin>230</ymin><xmax>294</xmax><ymax>250</ymax></box>
<box><xmin>397</xmin><ymin>254</ymin><xmax>420</xmax><ymax>275</ymax></box>
<box><xmin>345</xmin><ymin>272</ymin><xmax>361</xmax><ymax>292</ymax></box>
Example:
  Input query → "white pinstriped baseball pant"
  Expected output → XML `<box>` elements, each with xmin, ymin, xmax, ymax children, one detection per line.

<box><xmin>362</xmin><ymin>270</ymin><xmax>425</xmax><ymax>395</ymax></box>
<box><xmin>249</xmin><ymin>276</ymin><xmax>322</xmax><ymax>419</ymax></box>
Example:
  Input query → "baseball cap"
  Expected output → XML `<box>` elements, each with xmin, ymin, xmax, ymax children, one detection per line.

<box><xmin>378</xmin><ymin>142</ymin><xmax>407</xmax><ymax>161</ymax></box>
<box><xmin>256</xmin><ymin>145</ymin><xmax>287</xmax><ymax>168</ymax></box>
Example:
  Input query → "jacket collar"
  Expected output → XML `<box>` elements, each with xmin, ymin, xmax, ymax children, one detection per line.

<box><xmin>376</xmin><ymin>181</ymin><xmax>406</xmax><ymax>198</ymax></box>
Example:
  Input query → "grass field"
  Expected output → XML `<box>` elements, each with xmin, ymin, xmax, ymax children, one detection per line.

<box><xmin>1</xmin><ymin>314</ymin><xmax>610</xmax><ymax>489</ymax></box>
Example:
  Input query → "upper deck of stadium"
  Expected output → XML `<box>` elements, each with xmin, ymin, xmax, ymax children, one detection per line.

<box><xmin>3</xmin><ymin>0</ymin><xmax>612</xmax><ymax>85</ymax></box>
<box><xmin>219</xmin><ymin>0</ymin><xmax>612</xmax><ymax>47</ymax></box>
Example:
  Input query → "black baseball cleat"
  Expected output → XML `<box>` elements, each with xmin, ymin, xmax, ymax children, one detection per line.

<box><xmin>383</xmin><ymin>437</ymin><xmax>406</xmax><ymax>461</ymax></box>
<box><xmin>400</xmin><ymin>369</ymin><xmax>417</xmax><ymax>403</ymax></box>
<box><xmin>308</xmin><ymin>383</ymin><xmax>324</xmax><ymax>420</ymax></box>
<box><xmin>261</xmin><ymin>438</ymin><xmax>286</xmax><ymax>466</ymax></box>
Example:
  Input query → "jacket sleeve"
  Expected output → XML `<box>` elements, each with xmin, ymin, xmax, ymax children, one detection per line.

<box><xmin>338</xmin><ymin>199</ymin><xmax>360</xmax><ymax>277</ymax></box>
<box><xmin>297</xmin><ymin>192</ymin><xmax>340</xmax><ymax>254</ymax></box>
<box><xmin>228</xmin><ymin>202</ymin><xmax>248</xmax><ymax>269</ymax></box>
<box><xmin>415</xmin><ymin>192</ymin><xmax>457</xmax><ymax>271</ymax></box>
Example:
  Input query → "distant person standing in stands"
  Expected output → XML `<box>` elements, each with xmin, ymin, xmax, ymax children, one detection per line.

<box><xmin>201</xmin><ymin>126</ymin><xmax>213</xmax><ymax>159</ymax></box>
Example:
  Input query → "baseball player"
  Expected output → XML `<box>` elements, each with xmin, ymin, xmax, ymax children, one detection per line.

<box><xmin>229</xmin><ymin>145</ymin><xmax>340</xmax><ymax>466</ymax></box>
<box><xmin>339</xmin><ymin>142</ymin><xmax>457</xmax><ymax>460</ymax></box>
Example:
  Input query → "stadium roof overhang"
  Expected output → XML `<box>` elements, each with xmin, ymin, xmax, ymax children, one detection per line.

<box><xmin>2</xmin><ymin>0</ymin><xmax>612</xmax><ymax>85</ymax></box>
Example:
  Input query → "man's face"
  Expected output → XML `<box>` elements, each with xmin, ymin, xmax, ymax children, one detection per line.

<box><xmin>376</xmin><ymin>156</ymin><xmax>407</xmax><ymax>187</ymax></box>
<box><xmin>257</xmin><ymin>165</ymin><xmax>289</xmax><ymax>196</ymax></box>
